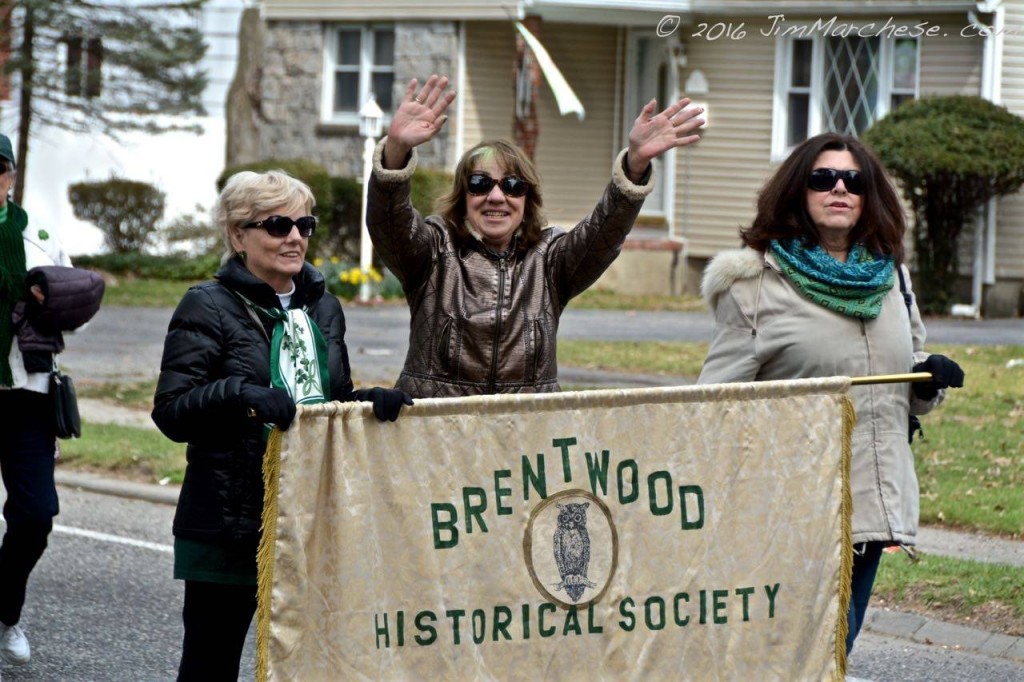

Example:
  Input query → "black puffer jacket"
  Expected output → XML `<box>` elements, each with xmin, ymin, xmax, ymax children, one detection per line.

<box><xmin>152</xmin><ymin>256</ymin><xmax>354</xmax><ymax>547</ymax></box>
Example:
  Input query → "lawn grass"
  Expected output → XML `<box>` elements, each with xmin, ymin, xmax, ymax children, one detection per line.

<box><xmin>912</xmin><ymin>344</ymin><xmax>1024</xmax><ymax>537</ymax></box>
<box><xmin>57</xmin><ymin>421</ymin><xmax>186</xmax><ymax>483</ymax></box>
<box><xmin>99</xmin><ymin>278</ymin><xmax>197</xmax><ymax>307</ymax></box>
<box><xmin>572</xmin><ymin>288</ymin><xmax>706</xmax><ymax>312</ymax></box>
<box><xmin>872</xmin><ymin>550</ymin><xmax>1024</xmax><ymax>636</ymax></box>
<box><xmin>77</xmin><ymin>379</ymin><xmax>159</xmax><ymax>410</ymax></box>
<box><xmin>559</xmin><ymin>340</ymin><xmax>710</xmax><ymax>378</ymax></box>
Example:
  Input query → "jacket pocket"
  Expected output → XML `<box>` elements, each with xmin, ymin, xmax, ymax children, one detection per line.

<box><xmin>528</xmin><ymin>319</ymin><xmax>545</xmax><ymax>383</ymax></box>
<box><xmin>436</xmin><ymin>316</ymin><xmax>455</xmax><ymax>376</ymax></box>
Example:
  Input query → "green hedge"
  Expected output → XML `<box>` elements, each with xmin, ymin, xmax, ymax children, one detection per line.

<box><xmin>74</xmin><ymin>252</ymin><xmax>220</xmax><ymax>281</ymax></box>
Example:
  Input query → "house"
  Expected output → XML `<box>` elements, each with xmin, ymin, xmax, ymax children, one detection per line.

<box><xmin>0</xmin><ymin>0</ymin><xmax>243</xmax><ymax>256</ymax></box>
<box><xmin>232</xmin><ymin>0</ymin><xmax>1024</xmax><ymax>316</ymax></box>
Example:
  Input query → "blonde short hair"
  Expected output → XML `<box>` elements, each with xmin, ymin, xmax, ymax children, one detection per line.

<box><xmin>216</xmin><ymin>170</ymin><xmax>315</xmax><ymax>263</ymax></box>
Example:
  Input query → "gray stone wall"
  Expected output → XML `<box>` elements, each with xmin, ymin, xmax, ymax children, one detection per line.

<box><xmin>246</xmin><ymin>20</ymin><xmax>458</xmax><ymax>179</ymax></box>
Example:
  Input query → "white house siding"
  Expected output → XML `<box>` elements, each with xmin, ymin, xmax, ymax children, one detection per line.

<box><xmin>677</xmin><ymin>13</ymin><xmax>989</xmax><ymax>260</ymax></box>
<box><xmin>676</xmin><ymin>16</ymin><xmax>787</xmax><ymax>259</ymax></box>
<box><xmin>996</xmin><ymin>0</ymin><xmax>1024</xmax><ymax>281</ymax></box>
<box><xmin>462</xmin><ymin>21</ymin><xmax>618</xmax><ymax>229</ymax></box>
<box><xmin>263</xmin><ymin>0</ymin><xmax>517</xmax><ymax>21</ymax></box>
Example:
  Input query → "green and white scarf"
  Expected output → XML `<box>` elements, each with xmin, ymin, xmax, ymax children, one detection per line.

<box><xmin>239</xmin><ymin>294</ymin><xmax>331</xmax><ymax>408</ymax></box>
<box><xmin>0</xmin><ymin>202</ymin><xmax>28</xmax><ymax>387</ymax></box>
<box><xmin>770</xmin><ymin>238</ymin><xmax>895</xmax><ymax>320</ymax></box>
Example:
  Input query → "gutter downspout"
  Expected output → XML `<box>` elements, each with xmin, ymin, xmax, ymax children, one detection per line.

<box><xmin>968</xmin><ymin>1</ymin><xmax>1004</xmax><ymax>318</ymax></box>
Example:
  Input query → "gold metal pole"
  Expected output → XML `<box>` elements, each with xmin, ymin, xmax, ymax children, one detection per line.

<box><xmin>849</xmin><ymin>372</ymin><xmax>932</xmax><ymax>386</ymax></box>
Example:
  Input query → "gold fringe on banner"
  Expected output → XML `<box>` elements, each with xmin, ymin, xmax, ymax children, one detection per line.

<box><xmin>834</xmin><ymin>395</ymin><xmax>857</xmax><ymax>679</ymax></box>
<box><xmin>256</xmin><ymin>427</ymin><xmax>284</xmax><ymax>682</ymax></box>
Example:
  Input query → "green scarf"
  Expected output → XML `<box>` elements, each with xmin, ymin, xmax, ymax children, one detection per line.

<box><xmin>770</xmin><ymin>238</ymin><xmax>895</xmax><ymax>320</ymax></box>
<box><xmin>237</xmin><ymin>294</ymin><xmax>330</xmax><ymax>430</ymax></box>
<box><xmin>0</xmin><ymin>201</ymin><xmax>28</xmax><ymax>386</ymax></box>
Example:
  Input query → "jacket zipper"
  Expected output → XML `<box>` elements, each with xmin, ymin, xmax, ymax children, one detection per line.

<box><xmin>488</xmin><ymin>257</ymin><xmax>507</xmax><ymax>392</ymax></box>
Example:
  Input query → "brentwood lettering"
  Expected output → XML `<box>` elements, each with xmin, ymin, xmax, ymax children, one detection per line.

<box><xmin>429</xmin><ymin>437</ymin><xmax>706</xmax><ymax>550</ymax></box>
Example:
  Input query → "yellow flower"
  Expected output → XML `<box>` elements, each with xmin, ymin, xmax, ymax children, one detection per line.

<box><xmin>330</xmin><ymin>256</ymin><xmax>340</xmax><ymax>264</ymax></box>
<box><xmin>340</xmin><ymin>272</ymin><xmax>350</xmax><ymax>283</ymax></box>
<box><xmin>313</xmin><ymin>258</ymin><xmax>323</xmax><ymax>267</ymax></box>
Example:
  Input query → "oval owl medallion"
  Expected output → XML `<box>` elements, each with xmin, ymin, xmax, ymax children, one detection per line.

<box><xmin>523</xmin><ymin>489</ymin><xmax>618</xmax><ymax>609</ymax></box>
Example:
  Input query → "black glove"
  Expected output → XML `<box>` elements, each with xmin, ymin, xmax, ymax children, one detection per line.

<box><xmin>912</xmin><ymin>354</ymin><xmax>965</xmax><ymax>400</ymax></box>
<box><xmin>239</xmin><ymin>384</ymin><xmax>297</xmax><ymax>430</ymax></box>
<box><xmin>352</xmin><ymin>387</ymin><xmax>414</xmax><ymax>422</ymax></box>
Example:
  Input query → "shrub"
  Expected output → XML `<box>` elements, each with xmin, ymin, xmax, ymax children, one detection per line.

<box><xmin>73</xmin><ymin>252</ymin><xmax>220</xmax><ymax>280</ymax></box>
<box><xmin>216</xmin><ymin>159</ymin><xmax>333</xmax><ymax>257</ymax></box>
<box><xmin>68</xmin><ymin>178</ymin><xmax>166</xmax><ymax>254</ymax></box>
<box><xmin>321</xmin><ymin>175</ymin><xmax>362</xmax><ymax>264</ymax></box>
<box><xmin>864</xmin><ymin>95</ymin><xmax>1024</xmax><ymax>313</ymax></box>
<box><xmin>162</xmin><ymin>206</ymin><xmax>221</xmax><ymax>257</ymax></box>
<box><xmin>411</xmin><ymin>166</ymin><xmax>453</xmax><ymax>216</ymax></box>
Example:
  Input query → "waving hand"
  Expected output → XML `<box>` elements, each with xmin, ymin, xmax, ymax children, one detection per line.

<box><xmin>383</xmin><ymin>75</ymin><xmax>457</xmax><ymax>169</ymax></box>
<box><xmin>626</xmin><ymin>98</ymin><xmax>704</xmax><ymax>181</ymax></box>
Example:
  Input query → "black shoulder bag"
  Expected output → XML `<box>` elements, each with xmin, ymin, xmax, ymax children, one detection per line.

<box><xmin>898</xmin><ymin>268</ymin><xmax>923</xmax><ymax>444</ymax></box>
<box><xmin>50</xmin><ymin>362</ymin><xmax>82</xmax><ymax>439</ymax></box>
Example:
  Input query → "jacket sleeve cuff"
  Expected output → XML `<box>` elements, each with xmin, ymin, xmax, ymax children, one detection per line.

<box><xmin>372</xmin><ymin>138</ymin><xmax>418</xmax><ymax>185</ymax></box>
<box><xmin>611</xmin><ymin>148</ymin><xmax>656</xmax><ymax>202</ymax></box>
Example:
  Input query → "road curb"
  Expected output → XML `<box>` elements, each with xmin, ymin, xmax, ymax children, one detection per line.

<box><xmin>864</xmin><ymin>608</ymin><xmax>1024</xmax><ymax>663</ymax></box>
<box><xmin>55</xmin><ymin>469</ymin><xmax>179</xmax><ymax>506</ymax></box>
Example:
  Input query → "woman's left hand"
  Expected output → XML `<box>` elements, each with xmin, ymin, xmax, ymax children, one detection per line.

<box><xmin>626</xmin><ymin>98</ymin><xmax>705</xmax><ymax>181</ymax></box>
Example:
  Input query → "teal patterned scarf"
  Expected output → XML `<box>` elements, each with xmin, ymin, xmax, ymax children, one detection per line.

<box><xmin>770</xmin><ymin>239</ymin><xmax>895</xmax><ymax>319</ymax></box>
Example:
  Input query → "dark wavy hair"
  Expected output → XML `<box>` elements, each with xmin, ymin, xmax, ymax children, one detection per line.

<box><xmin>742</xmin><ymin>133</ymin><xmax>906</xmax><ymax>263</ymax></box>
<box><xmin>435</xmin><ymin>140</ymin><xmax>546</xmax><ymax>254</ymax></box>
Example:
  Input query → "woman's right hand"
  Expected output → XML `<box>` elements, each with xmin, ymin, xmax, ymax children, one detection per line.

<box><xmin>383</xmin><ymin>75</ymin><xmax>457</xmax><ymax>169</ymax></box>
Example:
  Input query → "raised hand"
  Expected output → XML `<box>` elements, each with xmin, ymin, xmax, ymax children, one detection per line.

<box><xmin>383</xmin><ymin>75</ymin><xmax>457</xmax><ymax>169</ymax></box>
<box><xmin>626</xmin><ymin>98</ymin><xmax>705</xmax><ymax>181</ymax></box>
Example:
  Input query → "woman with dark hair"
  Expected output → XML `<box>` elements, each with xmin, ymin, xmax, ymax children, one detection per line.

<box><xmin>367</xmin><ymin>74</ymin><xmax>704</xmax><ymax>397</ymax></box>
<box><xmin>698</xmin><ymin>132</ymin><xmax>964</xmax><ymax>655</ymax></box>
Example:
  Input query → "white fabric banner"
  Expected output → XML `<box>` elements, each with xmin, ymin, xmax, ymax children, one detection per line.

<box><xmin>257</xmin><ymin>378</ymin><xmax>853</xmax><ymax>681</ymax></box>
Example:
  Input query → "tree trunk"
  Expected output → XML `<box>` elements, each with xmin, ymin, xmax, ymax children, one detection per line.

<box><xmin>14</xmin><ymin>2</ymin><xmax>34</xmax><ymax>205</ymax></box>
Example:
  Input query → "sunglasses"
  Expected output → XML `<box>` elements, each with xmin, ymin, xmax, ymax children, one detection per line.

<box><xmin>243</xmin><ymin>215</ymin><xmax>316</xmax><ymax>238</ymax></box>
<box><xmin>807</xmin><ymin>168</ymin><xmax>864</xmax><ymax>195</ymax></box>
<box><xmin>466</xmin><ymin>173</ymin><xmax>530</xmax><ymax>198</ymax></box>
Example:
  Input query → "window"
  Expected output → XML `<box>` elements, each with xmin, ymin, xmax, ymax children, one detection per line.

<box><xmin>64</xmin><ymin>35</ymin><xmax>103</xmax><ymax>99</ymax></box>
<box><xmin>772</xmin><ymin>31</ymin><xmax>919</xmax><ymax>159</ymax></box>
<box><xmin>323</xmin><ymin>25</ymin><xmax>394</xmax><ymax>124</ymax></box>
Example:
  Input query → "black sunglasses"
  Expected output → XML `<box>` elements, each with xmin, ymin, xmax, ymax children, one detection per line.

<box><xmin>466</xmin><ymin>173</ymin><xmax>530</xmax><ymax>198</ymax></box>
<box><xmin>243</xmin><ymin>215</ymin><xmax>316</xmax><ymax>238</ymax></box>
<box><xmin>807</xmin><ymin>168</ymin><xmax>864</xmax><ymax>195</ymax></box>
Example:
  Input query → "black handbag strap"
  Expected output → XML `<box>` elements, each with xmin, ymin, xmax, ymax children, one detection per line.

<box><xmin>898</xmin><ymin>266</ymin><xmax>924</xmax><ymax>443</ymax></box>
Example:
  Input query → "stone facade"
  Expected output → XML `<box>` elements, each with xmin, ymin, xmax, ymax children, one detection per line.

<box><xmin>228</xmin><ymin>19</ymin><xmax>458</xmax><ymax>178</ymax></box>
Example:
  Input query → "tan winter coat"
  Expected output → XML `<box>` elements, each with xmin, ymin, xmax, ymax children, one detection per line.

<box><xmin>698</xmin><ymin>247</ymin><xmax>944</xmax><ymax>545</ymax></box>
<box><xmin>367</xmin><ymin>139</ymin><xmax>654</xmax><ymax>398</ymax></box>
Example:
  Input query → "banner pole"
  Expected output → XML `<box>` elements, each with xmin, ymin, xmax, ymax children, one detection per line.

<box><xmin>849</xmin><ymin>372</ymin><xmax>931</xmax><ymax>386</ymax></box>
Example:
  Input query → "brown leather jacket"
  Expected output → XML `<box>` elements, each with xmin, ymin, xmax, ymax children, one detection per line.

<box><xmin>367</xmin><ymin>141</ymin><xmax>654</xmax><ymax>398</ymax></box>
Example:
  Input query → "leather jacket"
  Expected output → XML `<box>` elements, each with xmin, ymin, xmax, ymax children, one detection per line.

<box><xmin>367</xmin><ymin>141</ymin><xmax>654</xmax><ymax>398</ymax></box>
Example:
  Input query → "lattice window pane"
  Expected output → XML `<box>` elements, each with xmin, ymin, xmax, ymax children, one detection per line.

<box><xmin>822</xmin><ymin>36</ymin><xmax>880</xmax><ymax>137</ymax></box>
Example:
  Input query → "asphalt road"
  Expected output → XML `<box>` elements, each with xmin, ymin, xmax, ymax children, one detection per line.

<box><xmin>61</xmin><ymin>304</ymin><xmax>1024</xmax><ymax>387</ymax></box>
<box><xmin>1</xmin><ymin>488</ymin><xmax>1021</xmax><ymax>680</ymax></box>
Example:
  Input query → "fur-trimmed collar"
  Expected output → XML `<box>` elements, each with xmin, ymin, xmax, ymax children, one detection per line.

<box><xmin>701</xmin><ymin>247</ymin><xmax>765</xmax><ymax>307</ymax></box>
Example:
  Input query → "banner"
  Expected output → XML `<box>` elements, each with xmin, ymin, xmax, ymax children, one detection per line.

<box><xmin>257</xmin><ymin>378</ymin><xmax>853</xmax><ymax>681</ymax></box>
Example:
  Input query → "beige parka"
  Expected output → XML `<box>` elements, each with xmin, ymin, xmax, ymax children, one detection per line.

<box><xmin>698</xmin><ymin>247</ymin><xmax>944</xmax><ymax>546</ymax></box>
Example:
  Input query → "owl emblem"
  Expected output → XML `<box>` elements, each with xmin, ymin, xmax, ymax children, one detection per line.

<box><xmin>552</xmin><ymin>502</ymin><xmax>596</xmax><ymax>602</ymax></box>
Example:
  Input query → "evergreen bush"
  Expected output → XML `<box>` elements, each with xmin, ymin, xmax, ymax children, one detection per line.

<box><xmin>864</xmin><ymin>95</ymin><xmax>1024</xmax><ymax>313</ymax></box>
<box><xmin>68</xmin><ymin>178</ymin><xmax>166</xmax><ymax>254</ymax></box>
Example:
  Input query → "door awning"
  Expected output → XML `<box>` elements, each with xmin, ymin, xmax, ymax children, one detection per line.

<box><xmin>514</xmin><ymin>21</ymin><xmax>585</xmax><ymax>121</ymax></box>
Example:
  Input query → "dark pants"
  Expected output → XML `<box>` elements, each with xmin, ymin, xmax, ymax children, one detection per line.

<box><xmin>178</xmin><ymin>580</ymin><xmax>257</xmax><ymax>681</ymax></box>
<box><xmin>0</xmin><ymin>389</ymin><xmax>59</xmax><ymax>627</ymax></box>
<box><xmin>846</xmin><ymin>541</ymin><xmax>884</xmax><ymax>655</ymax></box>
